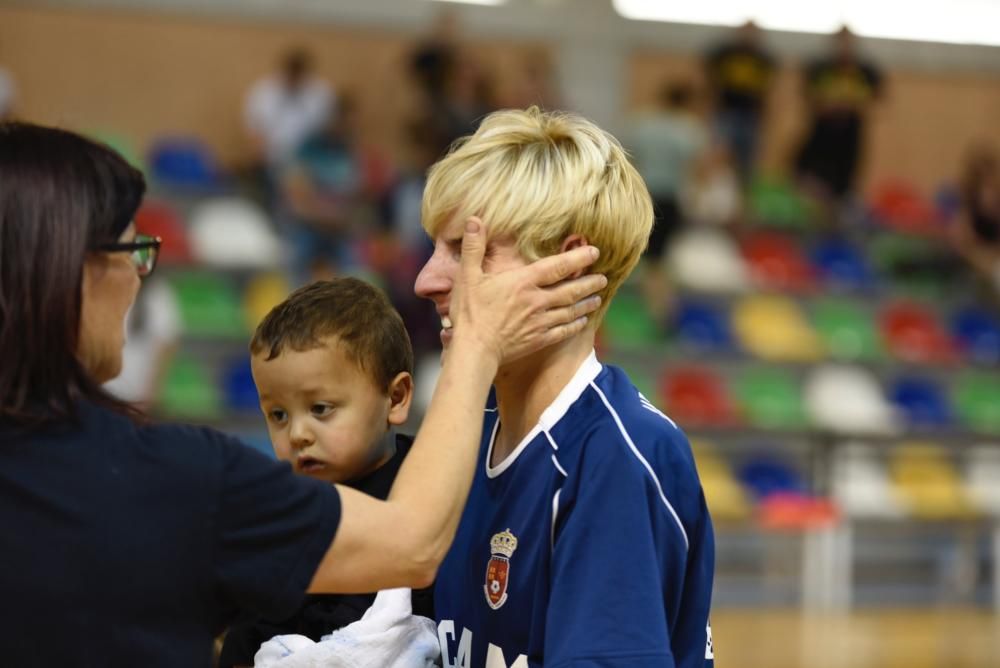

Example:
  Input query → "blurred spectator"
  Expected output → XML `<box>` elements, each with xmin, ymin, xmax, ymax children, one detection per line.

<box><xmin>795</xmin><ymin>27</ymin><xmax>883</xmax><ymax>208</ymax></box>
<box><xmin>391</xmin><ymin>119</ymin><xmax>441</xmax><ymax>259</ymax></box>
<box><xmin>628</xmin><ymin>80</ymin><xmax>709</xmax><ymax>326</ymax></box>
<box><xmin>410</xmin><ymin>8</ymin><xmax>459</xmax><ymax>105</ymax></box>
<box><xmin>505</xmin><ymin>48</ymin><xmax>562</xmax><ymax>111</ymax></box>
<box><xmin>244</xmin><ymin>48</ymin><xmax>333</xmax><ymax>168</ymax></box>
<box><xmin>445</xmin><ymin>56</ymin><xmax>497</xmax><ymax>140</ymax></box>
<box><xmin>684</xmin><ymin>140</ymin><xmax>743</xmax><ymax>227</ymax></box>
<box><xmin>0</xmin><ymin>64</ymin><xmax>15</xmax><ymax>119</ymax></box>
<box><xmin>384</xmin><ymin>120</ymin><xmax>445</xmax><ymax>357</ymax></box>
<box><xmin>279</xmin><ymin>95</ymin><xmax>371</xmax><ymax>282</ymax></box>
<box><xmin>950</xmin><ymin>144</ymin><xmax>1000</xmax><ymax>289</ymax></box>
<box><xmin>704</xmin><ymin>21</ymin><xmax>775</xmax><ymax>184</ymax></box>
<box><xmin>407</xmin><ymin>11</ymin><xmax>495</xmax><ymax>160</ymax></box>
<box><xmin>630</xmin><ymin>80</ymin><xmax>709</xmax><ymax>254</ymax></box>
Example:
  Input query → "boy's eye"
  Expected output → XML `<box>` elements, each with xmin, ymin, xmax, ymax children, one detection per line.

<box><xmin>311</xmin><ymin>404</ymin><xmax>334</xmax><ymax>417</ymax></box>
<box><xmin>267</xmin><ymin>409</ymin><xmax>287</xmax><ymax>424</ymax></box>
<box><xmin>445</xmin><ymin>239</ymin><xmax>462</xmax><ymax>260</ymax></box>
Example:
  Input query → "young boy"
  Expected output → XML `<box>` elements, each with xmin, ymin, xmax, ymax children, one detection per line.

<box><xmin>219</xmin><ymin>278</ymin><xmax>434</xmax><ymax>668</ymax></box>
<box><xmin>415</xmin><ymin>108</ymin><xmax>715</xmax><ymax>667</ymax></box>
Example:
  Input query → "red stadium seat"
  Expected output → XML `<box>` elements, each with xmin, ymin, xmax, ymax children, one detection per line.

<box><xmin>871</xmin><ymin>181</ymin><xmax>942</xmax><ymax>233</ymax></box>
<box><xmin>880</xmin><ymin>302</ymin><xmax>956</xmax><ymax>364</ymax></box>
<box><xmin>758</xmin><ymin>493</ymin><xmax>839</xmax><ymax>530</ymax></box>
<box><xmin>660</xmin><ymin>366</ymin><xmax>739</xmax><ymax>427</ymax></box>
<box><xmin>134</xmin><ymin>200</ymin><xmax>192</xmax><ymax>264</ymax></box>
<box><xmin>740</xmin><ymin>232</ymin><xmax>816</xmax><ymax>291</ymax></box>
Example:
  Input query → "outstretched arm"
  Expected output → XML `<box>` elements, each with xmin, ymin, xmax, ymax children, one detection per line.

<box><xmin>309</xmin><ymin>218</ymin><xmax>606</xmax><ymax>592</ymax></box>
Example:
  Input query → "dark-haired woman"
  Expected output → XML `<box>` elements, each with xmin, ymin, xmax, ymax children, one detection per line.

<box><xmin>0</xmin><ymin>122</ymin><xmax>604</xmax><ymax>667</ymax></box>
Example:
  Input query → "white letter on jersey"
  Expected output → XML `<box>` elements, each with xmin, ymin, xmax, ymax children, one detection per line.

<box><xmin>437</xmin><ymin>621</ymin><xmax>472</xmax><ymax>668</ymax></box>
<box><xmin>486</xmin><ymin>643</ymin><xmax>528</xmax><ymax>668</ymax></box>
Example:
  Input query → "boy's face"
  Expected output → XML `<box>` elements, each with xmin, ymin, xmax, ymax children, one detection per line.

<box><xmin>414</xmin><ymin>213</ymin><xmax>527</xmax><ymax>348</ymax></box>
<box><xmin>251</xmin><ymin>338</ymin><xmax>399</xmax><ymax>485</ymax></box>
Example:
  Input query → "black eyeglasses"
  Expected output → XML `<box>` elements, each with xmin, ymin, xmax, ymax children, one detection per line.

<box><xmin>99</xmin><ymin>234</ymin><xmax>162</xmax><ymax>277</ymax></box>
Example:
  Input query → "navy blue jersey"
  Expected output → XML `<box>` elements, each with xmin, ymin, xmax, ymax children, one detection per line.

<box><xmin>435</xmin><ymin>353</ymin><xmax>715</xmax><ymax>668</ymax></box>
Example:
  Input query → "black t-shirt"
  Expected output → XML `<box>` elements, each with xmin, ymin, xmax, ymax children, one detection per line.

<box><xmin>0</xmin><ymin>401</ymin><xmax>341</xmax><ymax>667</ymax></box>
<box><xmin>219</xmin><ymin>433</ymin><xmax>434</xmax><ymax>668</ymax></box>
<box><xmin>804</xmin><ymin>57</ymin><xmax>882</xmax><ymax>121</ymax></box>
<box><xmin>705</xmin><ymin>42</ymin><xmax>775</xmax><ymax>113</ymax></box>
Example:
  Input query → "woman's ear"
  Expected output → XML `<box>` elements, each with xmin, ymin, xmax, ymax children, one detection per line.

<box><xmin>559</xmin><ymin>234</ymin><xmax>590</xmax><ymax>279</ymax></box>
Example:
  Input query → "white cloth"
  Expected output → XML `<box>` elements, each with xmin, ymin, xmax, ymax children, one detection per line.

<box><xmin>245</xmin><ymin>75</ymin><xmax>333</xmax><ymax>164</ymax></box>
<box><xmin>253</xmin><ymin>588</ymin><xmax>440</xmax><ymax>668</ymax></box>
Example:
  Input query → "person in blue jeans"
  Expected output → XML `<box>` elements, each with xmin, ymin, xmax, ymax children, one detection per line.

<box><xmin>704</xmin><ymin>21</ymin><xmax>775</xmax><ymax>184</ymax></box>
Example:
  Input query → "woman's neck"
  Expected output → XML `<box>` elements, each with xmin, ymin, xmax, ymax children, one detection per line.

<box><xmin>490</xmin><ymin>333</ymin><xmax>595</xmax><ymax>467</ymax></box>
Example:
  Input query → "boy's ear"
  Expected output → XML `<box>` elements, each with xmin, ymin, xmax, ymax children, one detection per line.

<box><xmin>387</xmin><ymin>371</ymin><xmax>414</xmax><ymax>427</ymax></box>
<box><xmin>559</xmin><ymin>234</ymin><xmax>590</xmax><ymax>279</ymax></box>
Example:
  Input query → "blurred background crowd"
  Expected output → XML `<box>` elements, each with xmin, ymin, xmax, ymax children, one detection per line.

<box><xmin>2</xmin><ymin>1</ymin><xmax>999</xmax><ymax>665</ymax></box>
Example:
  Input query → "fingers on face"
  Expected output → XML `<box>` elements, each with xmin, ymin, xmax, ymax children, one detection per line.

<box><xmin>544</xmin><ymin>273</ymin><xmax>608</xmax><ymax>309</ymax></box>
<box><xmin>459</xmin><ymin>217</ymin><xmax>486</xmax><ymax>276</ymax></box>
<box><xmin>533</xmin><ymin>246</ymin><xmax>600</xmax><ymax>285</ymax></box>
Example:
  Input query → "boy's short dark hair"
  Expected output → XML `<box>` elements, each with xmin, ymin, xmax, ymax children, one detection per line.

<box><xmin>250</xmin><ymin>278</ymin><xmax>414</xmax><ymax>391</ymax></box>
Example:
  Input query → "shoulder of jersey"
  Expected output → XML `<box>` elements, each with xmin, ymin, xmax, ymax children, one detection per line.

<box><xmin>552</xmin><ymin>365</ymin><xmax>691</xmax><ymax>470</ymax></box>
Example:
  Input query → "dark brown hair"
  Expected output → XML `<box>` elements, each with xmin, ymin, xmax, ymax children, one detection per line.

<box><xmin>250</xmin><ymin>278</ymin><xmax>414</xmax><ymax>391</ymax></box>
<box><xmin>0</xmin><ymin>122</ymin><xmax>147</xmax><ymax>425</ymax></box>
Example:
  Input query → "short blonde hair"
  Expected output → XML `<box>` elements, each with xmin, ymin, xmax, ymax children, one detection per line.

<box><xmin>422</xmin><ymin>107</ymin><xmax>653</xmax><ymax>321</ymax></box>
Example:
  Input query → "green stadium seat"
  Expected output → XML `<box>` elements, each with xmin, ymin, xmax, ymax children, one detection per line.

<box><xmin>170</xmin><ymin>272</ymin><xmax>248</xmax><ymax>339</ymax></box>
<box><xmin>747</xmin><ymin>175</ymin><xmax>815</xmax><ymax>229</ymax></box>
<box><xmin>812</xmin><ymin>298</ymin><xmax>884</xmax><ymax>360</ymax></box>
<box><xmin>954</xmin><ymin>372</ymin><xmax>1000</xmax><ymax>434</ymax></box>
<box><xmin>158</xmin><ymin>355</ymin><xmax>221</xmax><ymax>420</ymax></box>
<box><xmin>601</xmin><ymin>293</ymin><xmax>663</xmax><ymax>350</ymax></box>
<box><xmin>734</xmin><ymin>367</ymin><xmax>806</xmax><ymax>429</ymax></box>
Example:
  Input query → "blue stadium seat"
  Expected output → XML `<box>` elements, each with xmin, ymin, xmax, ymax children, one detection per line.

<box><xmin>737</xmin><ymin>454</ymin><xmax>807</xmax><ymax>501</ymax></box>
<box><xmin>810</xmin><ymin>238</ymin><xmax>875</xmax><ymax>291</ymax></box>
<box><xmin>148</xmin><ymin>137</ymin><xmax>223</xmax><ymax>190</ymax></box>
<box><xmin>223</xmin><ymin>356</ymin><xmax>260</xmax><ymax>414</ymax></box>
<box><xmin>672</xmin><ymin>299</ymin><xmax>737</xmax><ymax>353</ymax></box>
<box><xmin>951</xmin><ymin>306</ymin><xmax>1000</xmax><ymax>364</ymax></box>
<box><xmin>889</xmin><ymin>376</ymin><xmax>952</xmax><ymax>428</ymax></box>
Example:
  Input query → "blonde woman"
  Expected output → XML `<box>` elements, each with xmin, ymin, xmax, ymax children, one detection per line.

<box><xmin>415</xmin><ymin>108</ymin><xmax>716</xmax><ymax>668</ymax></box>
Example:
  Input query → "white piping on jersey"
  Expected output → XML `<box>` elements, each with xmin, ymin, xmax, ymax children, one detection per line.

<box><xmin>640</xmin><ymin>395</ymin><xmax>677</xmax><ymax>428</ymax></box>
<box><xmin>550</xmin><ymin>489</ymin><xmax>561</xmax><ymax>551</ymax></box>
<box><xmin>549</xmin><ymin>454</ymin><xmax>568</xmax><ymax>477</ymax></box>
<box><xmin>485</xmin><ymin>351</ymin><xmax>602</xmax><ymax>479</ymax></box>
<box><xmin>543</xmin><ymin>431</ymin><xmax>568</xmax><ymax>477</ymax></box>
<box><xmin>590</xmin><ymin>382</ymin><xmax>691</xmax><ymax>551</ymax></box>
<box><xmin>543</xmin><ymin>430</ymin><xmax>560</xmax><ymax>450</ymax></box>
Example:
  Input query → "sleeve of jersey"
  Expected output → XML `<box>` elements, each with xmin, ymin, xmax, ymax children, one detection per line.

<box><xmin>212</xmin><ymin>434</ymin><xmax>342</xmax><ymax>620</ymax></box>
<box><xmin>543</xmin><ymin>432</ymin><xmax>690</xmax><ymax>668</ymax></box>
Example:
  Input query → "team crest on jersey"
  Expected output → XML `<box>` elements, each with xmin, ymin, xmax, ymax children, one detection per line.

<box><xmin>484</xmin><ymin>528</ymin><xmax>518</xmax><ymax>610</ymax></box>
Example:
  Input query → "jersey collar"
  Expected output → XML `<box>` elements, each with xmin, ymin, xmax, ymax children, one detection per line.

<box><xmin>486</xmin><ymin>350</ymin><xmax>602</xmax><ymax>478</ymax></box>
